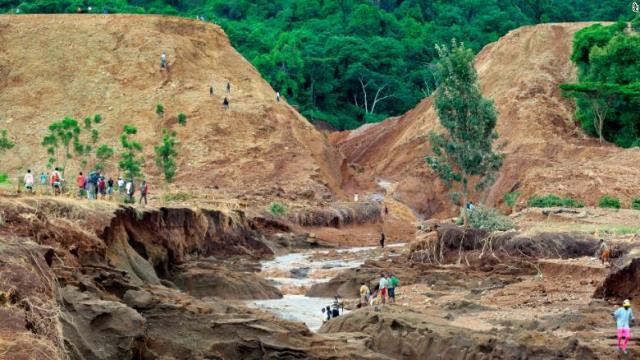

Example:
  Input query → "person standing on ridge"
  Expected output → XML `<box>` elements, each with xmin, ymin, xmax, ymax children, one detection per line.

<box><xmin>139</xmin><ymin>180</ymin><xmax>148</xmax><ymax>205</ymax></box>
<box><xmin>24</xmin><ymin>169</ymin><xmax>34</xmax><ymax>194</ymax></box>
<box><xmin>613</xmin><ymin>299</ymin><xmax>635</xmax><ymax>354</ymax></box>
<box><xmin>125</xmin><ymin>179</ymin><xmax>135</xmax><ymax>203</ymax></box>
<box><xmin>117</xmin><ymin>177</ymin><xmax>125</xmax><ymax>194</ymax></box>
<box><xmin>76</xmin><ymin>172</ymin><xmax>86</xmax><ymax>198</ymax></box>
<box><xmin>276</xmin><ymin>91</ymin><xmax>280</xmax><ymax>102</ymax></box>
<box><xmin>51</xmin><ymin>168</ymin><xmax>62</xmax><ymax>196</ymax></box>
<box><xmin>226</xmin><ymin>82</ymin><xmax>231</xmax><ymax>93</ymax></box>
<box><xmin>39</xmin><ymin>172</ymin><xmax>47</xmax><ymax>194</ymax></box>
<box><xmin>597</xmin><ymin>239</ymin><xmax>610</xmax><ymax>266</ymax></box>
<box><xmin>107</xmin><ymin>177</ymin><xmax>114</xmax><ymax>200</ymax></box>
<box><xmin>98</xmin><ymin>176</ymin><xmax>106</xmax><ymax>200</ymax></box>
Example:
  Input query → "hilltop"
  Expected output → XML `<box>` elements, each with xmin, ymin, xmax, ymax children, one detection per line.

<box><xmin>331</xmin><ymin>22</ymin><xmax>640</xmax><ymax>218</ymax></box>
<box><xmin>0</xmin><ymin>14</ymin><xmax>343</xmax><ymax>202</ymax></box>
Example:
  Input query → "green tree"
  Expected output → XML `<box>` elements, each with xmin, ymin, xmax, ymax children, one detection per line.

<box><xmin>156</xmin><ymin>103</ymin><xmax>165</xmax><ymax>117</ymax></box>
<box><xmin>41</xmin><ymin>117</ymin><xmax>81</xmax><ymax>175</ymax></box>
<box><xmin>177</xmin><ymin>113</ymin><xmax>187</xmax><ymax>126</ymax></box>
<box><xmin>564</xmin><ymin>22</ymin><xmax>640</xmax><ymax>147</ymax></box>
<box><xmin>118</xmin><ymin>125</ymin><xmax>144</xmax><ymax>179</ymax></box>
<box><xmin>0</xmin><ymin>129</ymin><xmax>15</xmax><ymax>154</ymax></box>
<box><xmin>154</xmin><ymin>129</ymin><xmax>178</xmax><ymax>182</ymax></box>
<box><xmin>95</xmin><ymin>144</ymin><xmax>115</xmax><ymax>171</ymax></box>
<box><xmin>425</xmin><ymin>40</ymin><xmax>503</xmax><ymax>226</ymax></box>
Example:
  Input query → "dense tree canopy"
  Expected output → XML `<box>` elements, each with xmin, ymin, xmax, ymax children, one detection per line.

<box><xmin>563</xmin><ymin>19</ymin><xmax>640</xmax><ymax>147</ymax></box>
<box><xmin>2</xmin><ymin>0</ymin><xmax>629</xmax><ymax>130</ymax></box>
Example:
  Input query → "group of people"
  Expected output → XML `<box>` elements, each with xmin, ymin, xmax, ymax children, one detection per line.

<box><xmin>75</xmin><ymin>171</ymin><xmax>149</xmax><ymax>204</ymax></box>
<box><xmin>22</xmin><ymin>168</ymin><xmax>149</xmax><ymax>204</ymax></box>
<box><xmin>358</xmin><ymin>272</ymin><xmax>399</xmax><ymax>308</ymax></box>
<box><xmin>160</xmin><ymin>51</ymin><xmax>282</xmax><ymax>111</ymax></box>
<box><xmin>322</xmin><ymin>296</ymin><xmax>344</xmax><ymax>321</ymax></box>
<box><xmin>22</xmin><ymin>168</ymin><xmax>64</xmax><ymax>196</ymax></box>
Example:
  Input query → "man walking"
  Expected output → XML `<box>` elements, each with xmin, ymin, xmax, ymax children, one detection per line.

<box><xmin>613</xmin><ymin>299</ymin><xmax>635</xmax><ymax>354</ymax></box>
<box><xmin>160</xmin><ymin>51</ymin><xmax>167</xmax><ymax>69</ymax></box>
<box><xmin>139</xmin><ymin>180</ymin><xmax>148</xmax><ymax>205</ymax></box>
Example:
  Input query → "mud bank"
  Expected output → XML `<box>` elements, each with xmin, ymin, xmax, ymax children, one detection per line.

<box><xmin>0</xmin><ymin>198</ymin><xmax>387</xmax><ymax>359</ymax></box>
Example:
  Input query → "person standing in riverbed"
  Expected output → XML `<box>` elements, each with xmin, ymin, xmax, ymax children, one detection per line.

<box><xmin>359</xmin><ymin>282</ymin><xmax>370</xmax><ymax>307</ymax></box>
<box><xmin>389</xmin><ymin>273</ymin><xmax>399</xmax><ymax>304</ymax></box>
<box><xmin>613</xmin><ymin>299</ymin><xmax>635</xmax><ymax>354</ymax></box>
<box><xmin>378</xmin><ymin>273</ymin><xmax>388</xmax><ymax>305</ymax></box>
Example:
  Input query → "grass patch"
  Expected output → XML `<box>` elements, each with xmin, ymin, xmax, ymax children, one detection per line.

<box><xmin>268</xmin><ymin>201</ymin><xmax>287</xmax><ymax>216</ymax></box>
<box><xmin>163</xmin><ymin>192</ymin><xmax>193</xmax><ymax>202</ymax></box>
<box><xmin>456</xmin><ymin>206</ymin><xmax>514</xmax><ymax>231</ymax></box>
<box><xmin>527</xmin><ymin>194</ymin><xmax>584</xmax><ymax>208</ymax></box>
<box><xmin>632</xmin><ymin>198</ymin><xmax>640</xmax><ymax>210</ymax></box>
<box><xmin>598</xmin><ymin>195</ymin><xmax>621</xmax><ymax>209</ymax></box>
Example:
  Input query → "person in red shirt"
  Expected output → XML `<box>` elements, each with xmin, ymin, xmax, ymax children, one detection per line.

<box><xmin>98</xmin><ymin>177</ymin><xmax>107</xmax><ymax>200</ymax></box>
<box><xmin>76</xmin><ymin>172</ymin><xmax>86</xmax><ymax>198</ymax></box>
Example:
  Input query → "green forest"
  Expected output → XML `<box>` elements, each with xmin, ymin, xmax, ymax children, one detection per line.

<box><xmin>562</xmin><ymin>19</ymin><xmax>640</xmax><ymax>147</ymax></box>
<box><xmin>1</xmin><ymin>0</ymin><xmax>629</xmax><ymax>130</ymax></box>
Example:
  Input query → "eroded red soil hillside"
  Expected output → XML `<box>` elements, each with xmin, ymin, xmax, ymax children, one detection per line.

<box><xmin>0</xmin><ymin>14</ymin><xmax>343</xmax><ymax>202</ymax></box>
<box><xmin>331</xmin><ymin>22</ymin><xmax>640</xmax><ymax>218</ymax></box>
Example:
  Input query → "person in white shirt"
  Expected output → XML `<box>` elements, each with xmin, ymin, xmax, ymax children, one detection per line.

<box><xmin>117</xmin><ymin>177</ymin><xmax>125</xmax><ymax>193</ymax></box>
<box><xmin>24</xmin><ymin>169</ymin><xmax>34</xmax><ymax>193</ymax></box>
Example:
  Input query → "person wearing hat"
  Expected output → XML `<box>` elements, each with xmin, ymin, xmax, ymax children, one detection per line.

<box><xmin>613</xmin><ymin>299</ymin><xmax>635</xmax><ymax>354</ymax></box>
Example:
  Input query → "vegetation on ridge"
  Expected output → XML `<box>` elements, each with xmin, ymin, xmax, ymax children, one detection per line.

<box><xmin>562</xmin><ymin>18</ymin><xmax>640</xmax><ymax>147</ymax></box>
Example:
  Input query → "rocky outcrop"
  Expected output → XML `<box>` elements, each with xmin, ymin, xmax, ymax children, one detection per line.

<box><xmin>320</xmin><ymin>307</ymin><xmax>596</xmax><ymax>359</ymax></box>
<box><xmin>171</xmin><ymin>259</ymin><xmax>282</xmax><ymax>300</ymax></box>
<box><xmin>60</xmin><ymin>286</ymin><xmax>146</xmax><ymax>360</ymax></box>
<box><xmin>595</xmin><ymin>250</ymin><xmax>640</xmax><ymax>301</ymax></box>
<box><xmin>0</xmin><ymin>237</ymin><xmax>65</xmax><ymax>359</ymax></box>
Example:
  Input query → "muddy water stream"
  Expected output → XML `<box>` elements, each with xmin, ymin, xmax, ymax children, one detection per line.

<box><xmin>247</xmin><ymin>244</ymin><xmax>404</xmax><ymax>331</ymax></box>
